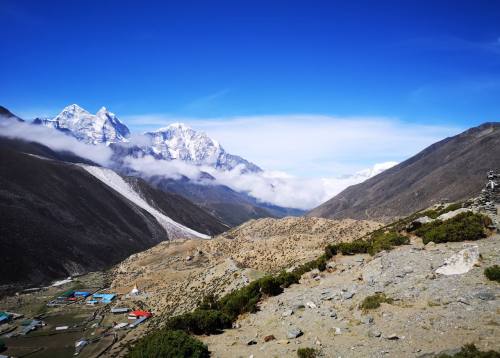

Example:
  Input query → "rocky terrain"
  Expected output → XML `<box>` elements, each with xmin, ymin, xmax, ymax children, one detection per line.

<box><xmin>103</xmin><ymin>217</ymin><xmax>380</xmax><ymax>356</ymax></box>
<box><xmin>309</xmin><ymin>122</ymin><xmax>500</xmax><ymax>222</ymax></box>
<box><xmin>110</xmin><ymin>217</ymin><xmax>381</xmax><ymax>313</ymax></box>
<box><xmin>202</xmin><ymin>229</ymin><xmax>500</xmax><ymax>357</ymax></box>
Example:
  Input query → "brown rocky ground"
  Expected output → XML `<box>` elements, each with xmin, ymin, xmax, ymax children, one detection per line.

<box><xmin>104</xmin><ymin>217</ymin><xmax>380</xmax><ymax>356</ymax></box>
<box><xmin>201</xmin><ymin>233</ymin><xmax>500</xmax><ymax>357</ymax></box>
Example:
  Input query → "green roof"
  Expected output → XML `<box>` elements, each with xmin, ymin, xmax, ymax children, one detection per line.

<box><xmin>59</xmin><ymin>290</ymin><xmax>74</xmax><ymax>297</ymax></box>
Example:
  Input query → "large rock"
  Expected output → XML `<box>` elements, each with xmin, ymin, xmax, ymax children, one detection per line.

<box><xmin>287</xmin><ymin>328</ymin><xmax>303</xmax><ymax>339</ymax></box>
<box><xmin>435</xmin><ymin>246</ymin><xmax>479</xmax><ymax>275</ymax></box>
<box><xmin>436</xmin><ymin>208</ymin><xmax>470</xmax><ymax>221</ymax></box>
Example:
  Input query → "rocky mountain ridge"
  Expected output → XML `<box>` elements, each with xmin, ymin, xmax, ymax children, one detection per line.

<box><xmin>308</xmin><ymin>122</ymin><xmax>500</xmax><ymax>222</ymax></box>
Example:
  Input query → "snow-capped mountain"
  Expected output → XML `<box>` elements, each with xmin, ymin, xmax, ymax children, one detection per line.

<box><xmin>33</xmin><ymin>104</ymin><xmax>260</xmax><ymax>173</ymax></box>
<box><xmin>35</xmin><ymin>104</ymin><xmax>130</xmax><ymax>145</ymax></box>
<box><xmin>144</xmin><ymin>123</ymin><xmax>261</xmax><ymax>173</ymax></box>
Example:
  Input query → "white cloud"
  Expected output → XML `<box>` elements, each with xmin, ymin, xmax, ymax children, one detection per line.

<box><xmin>124</xmin><ymin>114</ymin><xmax>463</xmax><ymax>177</ymax></box>
<box><xmin>124</xmin><ymin>153</ymin><xmax>398</xmax><ymax>210</ymax></box>
<box><xmin>204</xmin><ymin>161</ymin><xmax>399</xmax><ymax>210</ymax></box>
<box><xmin>0</xmin><ymin>119</ymin><xmax>113</xmax><ymax>165</ymax></box>
<box><xmin>3</xmin><ymin>111</ymin><xmax>464</xmax><ymax>210</ymax></box>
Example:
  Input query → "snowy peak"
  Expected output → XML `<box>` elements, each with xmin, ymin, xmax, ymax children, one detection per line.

<box><xmin>144</xmin><ymin>123</ymin><xmax>260</xmax><ymax>172</ymax></box>
<box><xmin>60</xmin><ymin>103</ymin><xmax>90</xmax><ymax>116</ymax></box>
<box><xmin>31</xmin><ymin>105</ymin><xmax>259</xmax><ymax>172</ymax></box>
<box><xmin>47</xmin><ymin>104</ymin><xmax>130</xmax><ymax>145</ymax></box>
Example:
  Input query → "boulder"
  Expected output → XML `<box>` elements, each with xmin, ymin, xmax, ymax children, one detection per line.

<box><xmin>305</xmin><ymin>301</ymin><xmax>317</xmax><ymax>309</ymax></box>
<box><xmin>435</xmin><ymin>246</ymin><xmax>479</xmax><ymax>275</ymax></box>
<box><xmin>287</xmin><ymin>327</ymin><xmax>303</xmax><ymax>339</ymax></box>
<box><xmin>436</xmin><ymin>208</ymin><xmax>470</xmax><ymax>221</ymax></box>
<box><xmin>263</xmin><ymin>335</ymin><xmax>276</xmax><ymax>342</ymax></box>
<box><xmin>408</xmin><ymin>216</ymin><xmax>434</xmax><ymax>230</ymax></box>
<box><xmin>368</xmin><ymin>329</ymin><xmax>382</xmax><ymax>338</ymax></box>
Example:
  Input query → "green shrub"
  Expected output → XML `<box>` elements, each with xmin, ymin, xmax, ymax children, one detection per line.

<box><xmin>276</xmin><ymin>270</ymin><xmax>301</xmax><ymax>288</ymax></box>
<box><xmin>297</xmin><ymin>347</ymin><xmax>318</xmax><ymax>358</ymax></box>
<box><xmin>166</xmin><ymin>309</ymin><xmax>232</xmax><ymax>334</ymax></box>
<box><xmin>415</xmin><ymin>212</ymin><xmax>491</xmax><ymax>244</ymax></box>
<box><xmin>419</xmin><ymin>209</ymin><xmax>441</xmax><ymax>219</ymax></box>
<box><xmin>218</xmin><ymin>280</ymin><xmax>262</xmax><ymax>320</ymax></box>
<box><xmin>336</xmin><ymin>240</ymin><xmax>371</xmax><ymax>255</ymax></box>
<box><xmin>359</xmin><ymin>293</ymin><xmax>393</xmax><ymax>310</ymax></box>
<box><xmin>325</xmin><ymin>232</ymin><xmax>409</xmax><ymax>258</ymax></box>
<box><xmin>436</xmin><ymin>344</ymin><xmax>500</xmax><ymax>358</ymax></box>
<box><xmin>484</xmin><ymin>265</ymin><xmax>500</xmax><ymax>283</ymax></box>
<box><xmin>127</xmin><ymin>330</ymin><xmax>210</xmax><ymax>358</ymax></box>
<box><xmin>259</xmin><ymin>276</ymin><xmax>284</xmax><ymax>296</ymax></box>
<box><xmin>324</xmin><ymin>244</ymin><xmax>338</xmax><ymax>259</ymax></box>
<box><xmin>368</xmin><ymin>231</ymin><xmax>409</xmax><ymax>255</ymax></box>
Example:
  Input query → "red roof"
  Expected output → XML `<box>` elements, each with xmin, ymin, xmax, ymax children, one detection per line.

<box><xmin>130</xmin><ymin>310</ymin><xmax>152</xmax><ymax>318</ymax></box>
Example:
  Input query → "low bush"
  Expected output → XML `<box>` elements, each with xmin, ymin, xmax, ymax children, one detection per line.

<box><xmin>127</xmin><ymin>329</ymin><xmax>210</xmax><ymax>358</ymax></box>
<box><xmin>436</xmin><ymin>344</ymin><xmax>500</xmax><ymax>358</ymax></box>
<box><xmin>259</xmin><ymin>275</ymin><xmax>284</xmax><ymax>296</ymax></box>
<box><xmin>368</xmin><ymin>231</ymin><xmax>409</xmax><ymax>255</ymax></box>
<box><xmin>166</xmin><ymin>309</ymin><xmax>232</xmax><ymax>334</ymax></box>
<box><xmin>276</xmin><ymin>270</ymin><xmax>301</xmax><ymax>288</ymax></box>
<box><xmin>336</xmin><ymin>239</ymin><xmax>371</xmax><ymax>255</ymax></box>
<box><xmin>359</xmin><ymin>293</ymin><xmax>393</xmax><ymax>310</ymax></box>
<box><xmin>297</xmin><ymin>347</ymin><xmax>318</xmax><ymax>358</ymax></box>
<box><xmin>325</xmin><ymin>231</ymin><xmax>409</xmax><ymax>258</ymax></box>
<box><xmin>415</xmin><ymin>212</ymin><xmax>492</xmax><ymax>244</ymax></box>
<box><xmin>484</xmin><ymin>265</ymin><xmax>500</xmax><ymax>283</ymax></box>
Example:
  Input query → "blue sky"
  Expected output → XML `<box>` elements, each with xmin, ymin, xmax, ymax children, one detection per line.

<box><xmin>1</xmin><ymin>0</ymin><xmax>500</xmax><ymax>178</ymax></box>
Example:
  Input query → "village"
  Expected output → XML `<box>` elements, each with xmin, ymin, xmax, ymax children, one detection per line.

<box><xmin>0</xmin><ymin>272</ymin><xmax>152</xmax><ymax>357</ymax></box>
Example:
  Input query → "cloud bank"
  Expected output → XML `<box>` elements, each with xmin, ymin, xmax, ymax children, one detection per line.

<box><xmin>0</xmin><ymin>119</ymin><xmax>113</xmax><ymax>165</ymax></box>
<box><xmin>125</xmin><ymin>114</ymin><xmax>463</xmax><ymax>177</ymax></box>
<box><xmin>2</xmin><ymin>112</ymin><xmax>463</xmax><ymax>210</ymax></box>
<box><xmin>124</xmin><ymin>153</ymin><xmax>397</xmax><ymax>209</ymax></box>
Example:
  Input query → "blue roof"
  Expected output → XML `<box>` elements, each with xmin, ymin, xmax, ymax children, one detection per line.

<box><xmin>93</xmin><ymin>293</ymin><xmax>116</xmax><ymax>299</ymax></box>
<box><xmin>74</xmin><ymin>291</ymin><xmax>91</xmax><ymax>297</ymax></box>
<box><xmin>92</xmin><ymin>293</ymin><xmax>116</xmax><ymax>303</ymax></box>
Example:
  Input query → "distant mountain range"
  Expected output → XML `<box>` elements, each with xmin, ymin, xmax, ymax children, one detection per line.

<box><xmin>2</xmin><ymin>104</ymin><xmax>303</xmax><ymax>226</ymax></box>
<box><xmin>33</xmin><ymin>104</ymin><xmax>261</xmax><ymax>173</ymax></box>
<box><xmin>308</xmin><ymin>122</ymin><xmax>500</xmax><ymax>222</ymax></box>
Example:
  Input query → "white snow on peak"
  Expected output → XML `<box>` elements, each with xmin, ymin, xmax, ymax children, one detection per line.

<box><xmin>50</xmin><ymin>104</ymin><xmax>130</xmax><ymax>145</ymax></box>
<box><xmin>144</xmin><ymin>123</ymin><xmax>259</xmax><ymax>172</ymax></box>
<box><xmin>36</xmin><ymin>104</ymin><xmax>260</xmax><ymax>173</ymax></box>
<box><xmin>79</xmin><ymin>164</ymin><xmax>210</xmax><ymax>239</ymax></box>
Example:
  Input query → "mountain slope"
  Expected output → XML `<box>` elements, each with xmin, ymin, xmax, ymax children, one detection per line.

<box><xmin>3</xmin><ymin>104</ymin><xmax>300</xmax><ymax>227</ymax></box>
<box><xmin>0</xmin><ymin>137</ymin><xmax>227</xmax><ymax>287</ymax></box>
<box><xmin>308</xmin><ymin>122</ymin><xmax>500</xmax><ymax>221</ymax></box>
<box><xmin>148</xmin><ymin>176</ymin><xmax>305</xmax><ymax>226</ymax></box>
<box><xmin>0</xmin><ymin>105</ymin><xmax>24</xmax><ymax>122</ymax></box>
